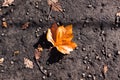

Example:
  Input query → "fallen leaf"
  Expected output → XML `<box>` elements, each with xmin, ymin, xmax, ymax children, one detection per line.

<box><xmin>2</xmin><ymin>0</ymin><xmax>14</xmax><ymax>7</ymax></box>
<box><xmin>22</xmin><ymin>22</ymin><xmax>30</xmax><ymax>30</ymax></box>
<box><xmin>0</xmin><ymin>58</ymin><xmax>4</xmax><ymax>64</ymax></box>
<box><xmin>103</xmin><ymin>65</ymin><xmax>108</xmax><ymax>74</ymax></box>
<box><xmin>24</xmin><ymin>58</ymin><xmax>33</xmax><ymax>69</ymax></box>
<box><xmin>47</xmin><ymin>0</ymin><xmax>63</xmax><ymax>12</ymax></box>
<box><xmin>47</xmin><ymin>23</ymin><xmax>77</xmax><ymax>54</ymax></box>
<box><xmin>34</xmin><ymin>45</ymin><xmax>43</xmax><ymax>60</ymax></box>
<box><xmin>2</xmin><ymin>21</ymin><xmax>7</xmax><ymax>28</ymax></box>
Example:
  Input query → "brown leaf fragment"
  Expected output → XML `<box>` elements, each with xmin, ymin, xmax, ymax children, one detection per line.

<box><xmin>0</xmin><ymin>58</ymin><xmax>4</xmax><ymax>64</ymax></box>
<box><xmin>37</xmin><ymin>44</ymin><xmax>43</xmax><ymax>52</ymax></box>
<box><xmin>14</xmin><ymin>50</ymin><xmax>20</xmax><ymax>56</ymax></box>
<box><xmin>34</xmin><ymin>45</ymin><xmax>43</xmax><ymax>60</ymax></box>
<box><xmin>22</xmin><ymin>22</ymin><xmax>30</xmax><ymax>30</ymax></box>
<box><xmin>103</xmin><ymin>65</ymin><xmax>108</xmax><ymax>74</ymax></box>
<box><xmin>2</xmin><ymin>21</ymin><xmax>7</xmax><ymax>28</ymax></box>
<box><xmin>24</xmin><ymin>58</ymin><xmax>33</xmax><ymax>69</ymax></box>
<box><xmin>2</xmin><ymin>0</ymin><xmax>14</xmax><ymax>7</ymax></box>
<box><xmin>47</xmin><ymin>0</ymin><xmax>63</xmax><ymax>12</ymax></box>
<box><xmin>34</xmin><ymin>49</ymin><xmax>41</xmax><ymax>60</ymax></box>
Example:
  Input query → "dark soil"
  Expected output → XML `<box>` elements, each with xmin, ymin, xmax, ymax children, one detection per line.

<box><xmin>0</xmin><ymin>0</ymin><xmax>120</xmax><ymax>80</ymax></box>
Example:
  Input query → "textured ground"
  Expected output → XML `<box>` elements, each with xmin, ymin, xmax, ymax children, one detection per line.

<box><xmin>0</xmin><ymin>0</ymin><xmax>120</xmax><ymax>80</ymax></box>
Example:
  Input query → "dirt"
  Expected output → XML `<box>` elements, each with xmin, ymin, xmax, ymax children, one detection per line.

<box><xmin>0</xmin><ymin>0</ymin><xmax>120</xmax><ymax>80</ymax></box>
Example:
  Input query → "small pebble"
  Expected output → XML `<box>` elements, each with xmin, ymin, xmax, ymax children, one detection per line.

<box><xmin>107</xmin><ymin>53</ymin><xmax>112</xmax><ymax>58</ymax></box>
<box><xmin>43</xmin><ymin>70</ymin><xmax>47</xmax><ymax>74</ymax></box>
<box><xmin>29</xmin><ymin>17</ymin><xmax>33</xmax><ymax>21</ymax></box>
<box><xmin>83</xmin><ymin>60</ymin><xmax>87</xmax><ymax>64</ymax></box>
<box><xmin>10</xmin><ymin>9</ymin><xmax>14</xmax><ymax>12</ymax></box>
<box><xmin>38</xmin><ymin>27</ymin><xmax>41</xmax><ymax>30</ymax></box>
<box><xmin>42</xmin><ymin>76</ymin><xmax>46</xmax><ymax>79</ymax></box>
<box><xmin>48</xmin><ymin>72</ymin><xmax>52</xmax><ymax>77</ymax></box>
<box><xmin>1</xmin><ymin>70</ymin><xmax>4</xmax><ymax>72</ymax></box>
<box><xmin>117</xmin><ymin>51</ymin><xmax>120</xmax><ymax>55</ymax></box>
<box><xmin>93</xmin><ymin>75</ymin><xmax>96</xmax><ymax>80</ymax></box>
<box><xmin>101</xmin><ymin>50</ymin><xmax>105</xmax><ymax>55</ymax></box>
<box><xmin>87</xmin><ymin>74</ymin><xmax>92</xmax><ymax>78</ymax></box>
<box><xmin>11</xmin><ymin>61</ymin><xmax>14</xmax><ymax>64</ymax></box>
<box><xmin>78</xmin><ymin>37</ymin><xmax>80</xmax><ymax>40</ymax></box>
<box><xmin>35</xmin><ymin>5</ymin><xmax>39</xmax><ymax>8</ymax></box>
<box><xmin>82</xmin><ymin>48</ymin><xmax>86</xmax><ymax>51</ymax></box>
<box><xmin>35</xmin><ymin>33</ymin><xmax>39</xmax><ymax>37</ymax></box>
<box><xmin>87</xmin><ymin>5</ymin><xmax>93</xmax><ymax>8</ymax></box>
<box><xmin>118</xmin><ymin>74</ymin><xmax>120</xmax><ymax>78</ymax></box>
<box><xmin>63</xmin><ymin>8</ymin><xmax>65</xmax><ymax>12</ymax></box>
<box><xmin>86</xmin><ymin>66</ymin><xmax>90</xmax><ymax>70</ymax></box>
<box><xmin>37</xmin><ymin>28</ymin><xmax>40</xmax><ymax>31</ymax></box>
<box><xmin>40</xmin><ymin>66</ymin><xmax>43</xmax><ymax>70</ymax></box>
<box><xmin>101</xmin><ymin>31</ymin><xmax>105</xmax><ymax>34</ymax></box>
<box><xmin>95</xmin><ymin>55</ymin><xmax>99</xmax><ymax>59</ymax></box>
<box><xmin>75</xmin><ymin>47</ymin><xmax>79</xmax><ymax>50</ymax></box>
<box><xmin>43</xmin><ymin>31</ymin><xmax>46</xmax><ymax>33</ymax></box>
<box><xmin>39</xmin><ymin>19</ymin><xmax>43</xmax><ymax>22</ymax></box>
<box><xmin>2</xmin><ymin>18</ymin><xmax>6</xmax><ymax>21</ymax></box>
<box><xmin>84</xmin><ymin>56</ymin><xmax>88</xmax><ymax>60</ymax></box>
<box><xmin>26</xmin><ymin>12</ymin><xmax>29</xmax><ymax>15</ymax></box>
<box><xmin>1</xmin><ymin>33</ymin><xmax>5</xmax><ymax>36</ymax></box>
<box><xmin>82</xmin><ymin>73</ymin><xmax>86</xmax><ymax>78</ymax></box>
<box><xmin>35</xmin><ymin>31</ymin><xmax>38</xmax><ymax>33</ymax></box>
<box><xmin>35</xmin><ymin>1</ymin><xmax>38</xmax><ymax>5</ymax></box>
<box><xmin>95</xmin><ymin>56</ymin><xmax>101</xmax><ymax>61</ymax></box>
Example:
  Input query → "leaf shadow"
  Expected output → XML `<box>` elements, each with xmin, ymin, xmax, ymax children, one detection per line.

<box><xmin>33</xmin><ymin>33</ymin><xmax>52</xmax><ymax>49</ymax></box>
<box><xmin>47</xmin><ymin>48</ymin><xmax>64</xmax><ymax>64</ymax></box>
<box><xmin>33</xmin><ymin>33</ymin><xmax>64</xmax><ymax>64</ymax></box>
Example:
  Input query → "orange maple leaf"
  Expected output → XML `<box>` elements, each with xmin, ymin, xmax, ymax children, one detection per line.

<box><xmin>47</xmin><ymin>23</ymin><xmax>77</xmax><ymax>54</ymax></box>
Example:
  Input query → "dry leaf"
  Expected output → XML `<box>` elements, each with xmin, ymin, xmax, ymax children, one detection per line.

<box><xmin>47</xmin><ymin>0</ymin><xmax>63</xmax><ymax>12</ymax></box>
<box><xmin>37</xmin><ymin>44</ymin><xmax>43</xmax><ymax>52</ymax></box>
<box><xmin>22</xmin><ymin>22</ymin><xmax>30</xmax><ymax>30</ymax></box>
<box><xmin>0</xmin><ymin>58</ymin><xmax>4</xmax><ymax>64</ymax></box>
<box><xmin>2</xmin><ymin>21</ymin><xmax>7</xmax><ymax>28</ymax></box>
<box><xmin>34</xmin><ymin>45</ymin><xmax>43</xmax><ymax>60</ymax></box>
<box><xmin>103</xmin><ymin>65</ymin><xmax>108</xmax><ymax>74</ymax></box>
<box><xmin>47</xmin><ymin>23</ymin><xmax>77</xmax><ymax>54</ymax></box>
<box><xmin>24</xmin><ymin>58</ymin><xmax>33</xmax><ymax>69</ymax></box>
<box><xmin>2</xmin><ymin>0</ymin><xmax>14</xmax><ymax>7</ymax></box>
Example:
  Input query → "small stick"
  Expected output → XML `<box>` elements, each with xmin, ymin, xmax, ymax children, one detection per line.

<box><xmin>35</xmin><ymin>59</ymin><xmax>47</xmax><ymax>75</ymax></box>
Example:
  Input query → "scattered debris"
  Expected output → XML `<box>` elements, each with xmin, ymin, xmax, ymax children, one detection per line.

<box><xmin>47</xmin><ymin>23</ymin><xmax>77</xmax><ymax>54</ymax></box>
<box><xmin>47</xmin><ymin>0</ymin><xmax>64</xmax><ymax>19</ymax></box>
<box><xmin>2</xmin><ymin>0</ymin><xmax>14</xmax><ymax>7</ymax></box>
<box><xmin>2</xmin><ymin>18</ymin><xmax>7</xmax><ymax>28</ymax></box>
<box><xmin>24</xmin><ymin>58</ymin><xmax>33</xmax><ymax>69</ymax></box>
<box><xmin>21</xmin><ymin>22</ymin><xmax>30</xmax><ymax>30</ymax></box>
<box><xmin>34</xmin><ymin>49</ymin><xmax>41</xmax><ymax>60</ymax></box>
<box><xmin>0</xmin><ymin>58</ymin><xmax>4</xmax><ymax>64</ymax></box>
<box><xmin>115</xmin><ymin>11</ymin><xmax>120</xmax><ymax>27</ymax></box>
<box><xmin>14</xmin><ymin>50</ymin><xmax>20</xmax><ymax>56</ymax></box>
<box><xmin>2</xmin><ymin>21</ymin><xmax>8</xmax><ymax>28</ymax></box>
<box><xmin>0</xmin><ymin>9</ymin><xmax>3</xmax><ymax>15</ymax></box>
<box><xmin>103</xmin><ymin>65</ymin><xmax>108</xmax><ymax>74</ymax></box>
<box><xmin>102</xmin><ymin>64</ymin><xmax>108</xmax><ymax>79</ymax></box>
<box><xmin>47</xmin><ymin>0</ymin><xmax>63</xmax><ymax>12</ymax></box>
<box><xmin>37</xmin><ymin>44</ymin><xmax>43</xmax><ymax>52</ymax></box>
<box><xmin>34</xmin><ymin>44</ymin><xmax>43</xmax><ymax>60</ymax></box>
<box><xmin>117</xmin><ymin>51</ymin><xmax>120</xmax><ymax>55</ymax></box>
